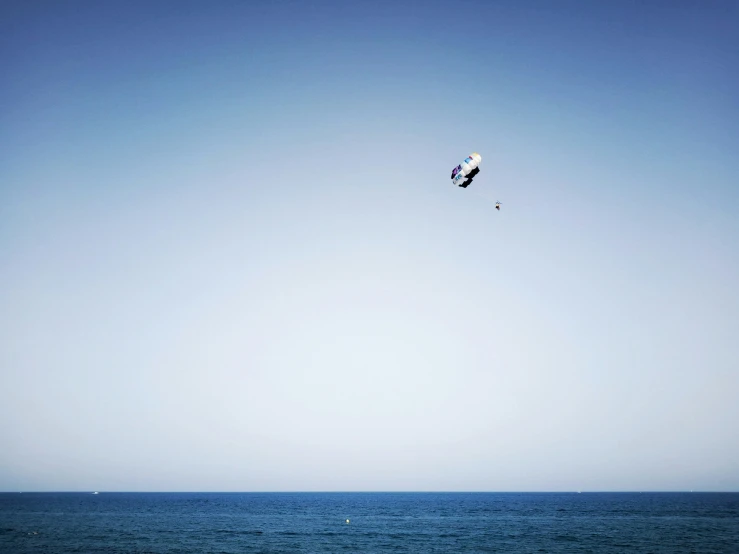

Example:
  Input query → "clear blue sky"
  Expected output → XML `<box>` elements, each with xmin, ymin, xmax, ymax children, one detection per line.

<box><xmin>1</xmin><ymin>0</ymin><xmax>737</xmax><ymax>492</ymax></box>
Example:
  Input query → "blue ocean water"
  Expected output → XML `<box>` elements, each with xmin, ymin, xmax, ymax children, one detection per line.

<box><xmin>1</xmin><ymin>492</ymin><xmax>737</xmax><ymax>553</ymax></box>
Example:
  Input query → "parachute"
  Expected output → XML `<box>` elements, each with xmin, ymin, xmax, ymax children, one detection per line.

<box><xmin>451</xmin><ymin>152</ymin><xmax>482</xmax><ymax>188</ymax></box>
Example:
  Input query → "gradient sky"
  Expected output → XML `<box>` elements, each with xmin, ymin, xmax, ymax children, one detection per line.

<box><xmin>1</xmin><ymin>0</ymin><xmax>738</xmax><ymax>492</ymax></box>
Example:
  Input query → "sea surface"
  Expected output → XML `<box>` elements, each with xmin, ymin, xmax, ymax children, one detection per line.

<box><xmin>1</xmin><ymin>492</ymin><xmax>737</xmax><ymax>553</ymax></box>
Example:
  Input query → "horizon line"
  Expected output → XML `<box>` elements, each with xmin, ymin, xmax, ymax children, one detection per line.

<box><xmin>5</xmin><ymin>490</ymin><xmax>738</xmax><ymax>494</ymax></box>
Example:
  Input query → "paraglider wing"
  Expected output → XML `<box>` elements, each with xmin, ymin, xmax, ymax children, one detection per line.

<box><xmin>451</xmin><ymin>152</ymin><xmax>482</xmax><ymax>187</ymax></box>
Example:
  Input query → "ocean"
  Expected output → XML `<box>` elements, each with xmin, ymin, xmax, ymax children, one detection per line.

<box><xmin>1</xmin><ymin>492</ymin><xmax>737</xmax><ymax>553</ymax></box>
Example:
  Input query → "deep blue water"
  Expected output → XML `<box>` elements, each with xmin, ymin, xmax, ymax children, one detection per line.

<box><xmin>1</xmin><ymin>492</ymin><xmax>737</xmax><ymax>553</ymax></box>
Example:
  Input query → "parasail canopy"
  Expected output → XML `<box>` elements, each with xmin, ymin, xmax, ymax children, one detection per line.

<box><xmin>451</xmin><ymin>152</ymin><xmax>482</xmax><ymax>187</ymax></box>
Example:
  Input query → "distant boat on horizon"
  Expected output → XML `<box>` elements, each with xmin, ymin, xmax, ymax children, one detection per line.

<box><xmin>92</xmin><ymin>492</ymin><xmax>99</xmax><ymax>495</ymax></box>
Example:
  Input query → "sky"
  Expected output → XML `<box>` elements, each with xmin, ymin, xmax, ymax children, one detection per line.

<box><xmin>1</xmin><ymin>0</ymin><xmax>738</xmax><ymax>492</ymax></box>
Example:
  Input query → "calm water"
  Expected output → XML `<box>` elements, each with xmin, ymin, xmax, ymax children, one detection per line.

<box><xmin>1</xmin><ymin>492</ymin><xmax>737</xmax><ymax>553</ymax></box>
